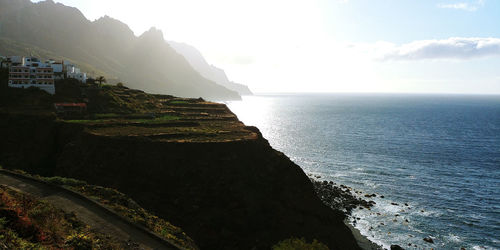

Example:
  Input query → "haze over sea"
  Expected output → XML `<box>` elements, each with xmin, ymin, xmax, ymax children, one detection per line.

<box><xmin>228</xmin><ymin>94</ymin><xmax>500</xmax><ymax>249</ymax></box>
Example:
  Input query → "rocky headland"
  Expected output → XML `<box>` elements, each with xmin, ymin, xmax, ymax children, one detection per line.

<box><xmin>0</xmin><ymin>80</ymin><xmax>369</xmax><ymax>249</ymax></box>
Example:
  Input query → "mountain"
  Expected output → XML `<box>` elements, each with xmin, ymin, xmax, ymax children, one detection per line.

<box><xmin>169</xmin><ymin>41</ymin><xmax>253</xmax><ymax>96</ymax></box>
<box><xmin>0</xmin><ymin>0</ymin><xmax>240</xmax><ymax>100</ymax></box>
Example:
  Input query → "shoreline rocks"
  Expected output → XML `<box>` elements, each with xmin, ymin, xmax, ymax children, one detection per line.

<box><xmin>391</xmin><ymin>245</ymin><xmax>405</xmax><ymax>250</ymax></box>
<box><xmin>423</xmin><ymin>237</ymin><xmax>434</xmax><ymax>244</ymax></box>
<box><xmin>309</xmin><ymin>178</ymin><xmax>375</xmax><ymax>218</ymax></box>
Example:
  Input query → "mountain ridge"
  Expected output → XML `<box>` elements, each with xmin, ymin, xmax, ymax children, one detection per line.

<box><xmin>169</xmin><ymin>41</ymin><xmax>253</xmax><ymax>95</ymax></box>
<box><xmin>0</xmin><ymin>0</ymin><xmax>246</xmax><ymax>100</ymax></box>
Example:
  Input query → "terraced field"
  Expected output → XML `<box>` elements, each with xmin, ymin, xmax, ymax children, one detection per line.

<box><xmin>66</xmin><ymin>98</ymin><xmax>258</xmax><ymax>143</ymax></box>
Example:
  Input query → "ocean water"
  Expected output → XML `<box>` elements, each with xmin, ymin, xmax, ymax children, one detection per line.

<box><xmin>227</xmin><ymin>94</ymin><xmax>500</xmax><ymax>249</ymax></box>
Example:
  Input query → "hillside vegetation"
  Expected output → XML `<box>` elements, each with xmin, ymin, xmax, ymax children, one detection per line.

<box><xmin>2</xmin><ymin>170</ymin><xmax>198</xmax><ymax>250</ymax></box>
<box><xmin>0</xmin><ymin>184</ymin><xmax>128</xmax><ymax>249</ymax></box>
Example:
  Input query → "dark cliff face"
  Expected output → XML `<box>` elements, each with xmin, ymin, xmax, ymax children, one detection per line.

<box><xmin>0</xmin><ymin>113</ymin><xmax>360</xmax><ymax>249</ymax></box>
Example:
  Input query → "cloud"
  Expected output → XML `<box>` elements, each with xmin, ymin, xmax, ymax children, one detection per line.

<box><xmin>369</xmin><ymin>37</ymin><xmax>500</xmax><ymax>61</ymax></box>
<box><xmin>437</xmin><ymin>0</ymin><xmax>484</xmax><ymax>11</ymax></box>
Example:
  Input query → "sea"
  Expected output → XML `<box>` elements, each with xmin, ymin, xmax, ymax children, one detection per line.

<box><xmin>227</xmin><ymin>94</ymin><xmax>500</xmax><ymax>249</ymax></box>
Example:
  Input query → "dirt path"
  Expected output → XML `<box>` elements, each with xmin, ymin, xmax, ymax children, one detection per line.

<box><xmin>0</xmin><ymin>172</ymin><xmax>176</xmax><ymax>250</ymax></box>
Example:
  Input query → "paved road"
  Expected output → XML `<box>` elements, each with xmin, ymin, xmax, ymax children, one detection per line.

<box><xmin>0</xmin><ymin>172</ymin><xmax>175</xmax><ymax>250</ymax></box>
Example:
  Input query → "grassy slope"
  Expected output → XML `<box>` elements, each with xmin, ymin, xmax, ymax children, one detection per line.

<box><xmin>0</xmin><ymin>71</ymin><xmax>171</xmax><ymax>114</ymax></box>
<box><xmin>0</xmin><ymin>184</ymin><xmax>126</xmax><ymax>249</ymax></box>
<box><xmin>6</xmin><ymin>169</ymin><xmax>198</xmax><ymax>250</ymax></box>
<box><xmin>42</xmin><ymin>175</ymin><xmax>199</xmax><ymax>250</ymax></box>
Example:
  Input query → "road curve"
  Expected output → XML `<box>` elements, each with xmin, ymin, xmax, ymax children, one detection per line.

<box><xmin>0</xmin><ymin>171</ymin><xmax>176</xmax><ymax>250</ymax></box>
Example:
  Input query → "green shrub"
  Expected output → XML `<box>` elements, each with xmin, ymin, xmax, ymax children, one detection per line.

<box><xmin>272</xmin><ymin>238</ymin><xmax>329</xmax><ymax>250</ymax></box>
<box><xmin>65</xmin><ymin>232</ymin><xmax>94</xmax><ymax>249</ymax></box>
<box><xmin>169</xmin><ymin>100</ymin><xmax>189</xmax><ymax>104</ymax></box>
<box><xmin>133</xmin><ymin>114</ymin><xmax>179</xmax><ymax>124</ymax></box>
<box><xmin>0</xmin><ymin>228</ymin><xmax>40</xmax><ymax>249</ymax></box>
<box><xmin>42</xmin><ymin>176</ymin><xmax>87</xmax><ymax>187</ymax></box>
<box><xmin>0</xmin><ymin>217</ymin><xmax>7</xmax><ymax>230</ymax></box>
<box><xmin>13</xmin><ymin>169</ymin><xmax>27</xmax><ymax>175</ymax></box>
<box><xmin>95</xmin><ymin>113</ymin><xmax>120</xmax><ymax>119</ymax></box>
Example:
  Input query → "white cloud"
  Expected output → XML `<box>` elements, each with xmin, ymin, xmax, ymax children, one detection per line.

<box><xmin>437</xmin><ymin>0</ymin><xmax>484</xmax><ymax>11</ymax></box>
<box><xmin>365</xmin><ymin>37</ymin><xmax>500</xmax><ymax>61</ymax></box>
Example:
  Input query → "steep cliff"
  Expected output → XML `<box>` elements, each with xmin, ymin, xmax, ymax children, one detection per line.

<box><xmin>0</xmin><ymin>85</ymin><xmax>360</xmax><ymax>249</ymax></box>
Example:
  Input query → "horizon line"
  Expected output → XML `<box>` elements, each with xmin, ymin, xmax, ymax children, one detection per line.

<box><xmin>248</xmin><ymin>91</ymin><xmax>500</xmax><ymax>96</ymax></box>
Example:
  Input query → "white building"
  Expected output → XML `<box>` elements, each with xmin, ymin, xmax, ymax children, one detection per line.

<box><xmin>46</xmin><ymin>59</ymin><xmax>64</xmax><ymax>79</ymax></box>
<box><xmin>8</xmin><ymin>56</ymin><xmax>23</xmax><ymax>66</ymax></box>
<box><xmin>8</xmin><ymin>56</ymin><xmax>55</xmax><ymax>95</ymax></box>
<box><xmin>64</xmin><ymin>61</ymin><xmax>87</xmax><ymax>83</ymax></box>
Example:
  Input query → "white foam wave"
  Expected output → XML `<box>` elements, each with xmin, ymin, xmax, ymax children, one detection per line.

<box><xmin>445</xmin><ymin>234</ymin><xmax>462</xmax><ymax>243</ymax></box>
<box><xmin>472</xmin><ymin>245</ymin><xmax>497</xmax><ymax>250</ymax></box>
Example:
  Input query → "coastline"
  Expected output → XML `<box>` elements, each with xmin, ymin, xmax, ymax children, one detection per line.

<box><xmin>228</xmin><ymin>94</ymin><xmax>500</xmax><ymax>249</ymax></box>
<box><xmin>309</xmin><ymin>177</ymin><xmax>383</xmax><ymax>249</ymax></box>
<box><xmin>0</xmin><ymin>107</ymin><xmax>363</xmax><ymax>249</ymax></box>
<box><xmin>345</xmin><ymin>221</ymin><xmax>382</xmax><ymax>250</ymax></box>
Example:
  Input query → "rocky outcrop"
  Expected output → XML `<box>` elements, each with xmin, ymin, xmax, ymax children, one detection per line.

<box><xmin>423</xmin><ymin>237</ymin><xmax>434</xmax><ymax>244</ymax></box>
<box><xmin>310</xmin><ymin>179</ymin><xmax>375</xmax><ymax>216</ymax></box>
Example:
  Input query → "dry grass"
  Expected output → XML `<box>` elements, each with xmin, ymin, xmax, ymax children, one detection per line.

<box><xmin>40</xmin><ymin>176</ymin><xmax>199</xmax><ymax>250</ymax></box>
<box><xmin>0</xmin><ymin>185</ymin><xmax>124</xmax><ymax>249</ymax></box>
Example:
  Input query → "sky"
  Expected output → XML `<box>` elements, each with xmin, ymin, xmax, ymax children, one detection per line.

<box><xmin>32</xmin><ymin>0</ymin><xmax>500</xmax><ymax>94</ymax></box>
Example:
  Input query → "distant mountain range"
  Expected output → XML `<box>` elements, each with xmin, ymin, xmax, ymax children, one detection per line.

<box><xmin>0</xmin><ymin>0</ymin><xmax>251</xmax><ymax>100</ymax></box>
<box><xmin>168</xmin><ymin>41</ymin><xmax>252</xmax><ymax>95</ymax></box>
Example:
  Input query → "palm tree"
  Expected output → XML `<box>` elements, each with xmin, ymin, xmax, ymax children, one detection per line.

<box><xmin>96</xmin><ymin>76</ymin><xmax>107</xmax><ymax>87</ymax></box>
